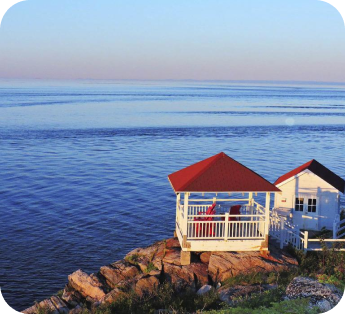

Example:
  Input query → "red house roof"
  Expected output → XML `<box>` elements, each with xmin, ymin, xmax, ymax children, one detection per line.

<box><xmin>274</xmin><ymin>159</ymin><xmax>345</xmax><ymax>193</ymax></box>
<box><xmin>168</xmin><ymin>152</ymin><xmax>280</xmax><ymax>193</ymax></box>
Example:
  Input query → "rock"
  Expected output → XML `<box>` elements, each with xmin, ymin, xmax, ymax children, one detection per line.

<box><xmin>21</xmin><ymin>299</ymin><xmax>59</xmax><ymax>314</ymax></box>
<box><xmin>316</xmin><ymin>299</ymin><xmax>332</xmax><ymax>312</ymax></box>
<box><xmin>286</xmin><ymin>277</ymin><xmax>342</xmax><ymax>310</ymax></box>
<box><xmin>61</xmin><ymin>286</ymin><xmax>83</xmax><ymax>307</ymax></box>
<box><xmin>100</xmin><ymin>261</ymin><xmax>139</xmax><ymax>289</ymax></box>
<box><xmin>163</xmin><ymin>263</ymin><xmax>195</xmax><ymax>292</ymax></box>
<box><xmin>69</xmin><ymin>305</ymin><xmax>83</xmax><ymax>314</ymax></box>
<box><xmin>200</xmin><ymin>252</ymin><xmax>211</xmax><ymax>264</ymax></box>
<box><xmin>197</xmin><ymin>285</ymin><xmax>213</xmax><ymax>295</ymax></box>
<box><xmin>165</xmin><ymin>238</ymin><xmax>180</xmax><ymax>249</ymax></box>
<box><xmin>208</xmin><ymin>248</ymin><xmax>297</xmax><ymax>282</ymax></box>
<box><xmin>68</xmin><ymin>269</ymin><xmax>105</xmax><ymax>301</ymax></box>
<box><xmin>135</xmin><ymin>275</ymin><xmax>160</xmax><ymax>297</ymax></box>
<box><xmin>22</xmin><ymin>304</ymin><xmax>38</xmax><ymax>314</ymax></box>
<box><xmin>163</xmin><ymin>249</ymin><xmax>181</xmax><ymax>266</ymax></box>
<box><xmin>125</xmin><ymin>240</ymin><xmax>166</xmax><ymax>271</ymax></box>
<box><xmin>184</xmin><ymin>263</ymin><xmax>209</xmax><ymax>287</ymax></box>
<box><xmin>100</xmin><ymin>287</ymin><xmax>125</xmax><ymax>305</ymax></box>
<box><xmin>50</xmin><ymin>296</ymin><xmax>69</xmax><ymax>314</ymax></box>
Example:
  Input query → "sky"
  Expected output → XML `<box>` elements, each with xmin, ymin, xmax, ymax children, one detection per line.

<box><xmin>0</xmin><ymin>0</ymin><xmax>345</xmax><ymax>82</ymax></box>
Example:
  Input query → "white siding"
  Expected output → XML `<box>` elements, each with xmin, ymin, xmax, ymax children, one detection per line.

<box><xmin>274</xmin><ymin>170</ymin><xmax>340</xmax><ymax>230</ymax></box>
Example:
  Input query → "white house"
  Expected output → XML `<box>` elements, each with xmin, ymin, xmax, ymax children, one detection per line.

<box><xmin>168</xmin><ymin>152</ymin><xmax>281</xmax><ymax>265</ymax></box>
<box><xmin>274</xmin><ymin>159</ymin><xmax>345</xmax><ymax>231</ymax></box>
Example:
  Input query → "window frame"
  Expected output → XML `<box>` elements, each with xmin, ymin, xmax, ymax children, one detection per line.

<box><xmin>294</xmin><ymin>197</ymin><xmax>304</xmax><ymax>212</ymax></box>
<box><xmin>307</xmin><ymin>198</ymin><xmax>317</xmax><ymax>213</ymax></box>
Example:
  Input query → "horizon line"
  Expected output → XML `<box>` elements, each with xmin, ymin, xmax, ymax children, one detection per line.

<box><xmin>1</xmin><ymin>77</ymin><xmax>345</xmax><ymax>86</ymax></box>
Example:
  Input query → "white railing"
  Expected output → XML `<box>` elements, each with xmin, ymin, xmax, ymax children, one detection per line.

<box><xmin>269</xmin><ymin>209</ymin><xmax>305</xmax><ymax>250</ymax></box>
<box><xmin>186</xmin><ymin>214</ymin><xmax>266</xmax><ymax>240</ymax></box>
<box><xmin>187</xmin><ymin>204</ymin><xmax>213</xmax><ymax>216</ymax></box>
<box><xmin>253</xmin><ymin>201</ymin><xmax>265</xmax><ymax>215</ymax></box>
<box><xmin>333</xmin><ymin>214</ymin><xmax>345</xmax><ymax>239</ymax></box>
<box><xmin>269</xmin><ymin>210</ymin><xmax>345</xmax><ymax>251</ymax></box>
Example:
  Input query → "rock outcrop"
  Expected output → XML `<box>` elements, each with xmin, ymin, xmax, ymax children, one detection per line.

<box><xmin>23</xmin><ymin>237</ymin><xmax>299</xmax><ymax>314</ymax></box>
<box><xmin>68</xmin><ymin>270</ymin><xmax>106</xmax><ymax>302</ymax></box>
<box><xmin>208</xmin><ymin>244</ymin><xmax>298</xmax><ymax>282</ymax></box>
<box><xmin>285</xmin><ymin>276</ymin><xmax>343</xmax><ymax>312</ymax></box>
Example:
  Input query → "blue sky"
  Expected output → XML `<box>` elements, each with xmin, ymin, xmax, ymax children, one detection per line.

<box><xmin>0</xmin><ymin>0</ymin><xmax>344</xmax><ymax>81</ymax></box>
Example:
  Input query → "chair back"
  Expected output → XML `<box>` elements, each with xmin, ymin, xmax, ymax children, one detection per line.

<box><xmin>229</xmin><ymin>205</ymin><xmax>241</xmax><ymax>221</ymax></box>
<box><xmin>205</xmin><ymin>203</ymin><xmax>216</xmax><ymax>215</ymax></box>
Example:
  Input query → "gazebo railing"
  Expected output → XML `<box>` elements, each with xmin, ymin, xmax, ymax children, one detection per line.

<box><xmin>176</xmin><ymin>201</ymin><xmax>267</xmax><ymax>241</ymax></box>
<box><xmin>186</xmin><ymin>214</ymin><xmax>266</xmax><ymax>240</ymax></box>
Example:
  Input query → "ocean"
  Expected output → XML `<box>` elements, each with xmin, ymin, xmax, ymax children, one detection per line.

<box><xmin>0</xmin><ymin>80</ymin><xmax>344</xmax><ymax>310</ymax></box>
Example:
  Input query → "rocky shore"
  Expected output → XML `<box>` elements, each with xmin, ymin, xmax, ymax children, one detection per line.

<box><xmin>22</xmin><ymin>238</ymin><xmax>342</xmax><ymax>314</ymax></box>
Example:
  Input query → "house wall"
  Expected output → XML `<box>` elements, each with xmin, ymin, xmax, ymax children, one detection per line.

<box><xmin>274</xmin><ymin>170</ymin><xmax>340</xmax><ymax>230</ymax></box>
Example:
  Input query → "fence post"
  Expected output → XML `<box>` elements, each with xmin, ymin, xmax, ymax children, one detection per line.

<box><xmin>224</xmin><ymin>213</ymin><xmax>229</xmax><ymax>241</ymax></box>
<box><xmin>304</xmin><ymin>231</ymin><xmax>309</xmax><ymax>251</ymax></box>
<box><xmin>280</xmin><ymin>219</ymin><xmax>285</xmax><ymax>249</ymax></box>
<box><xmin>333</xmin><ymin>221</ymin><xmax>338</xmax><ymax>239</ymax></box>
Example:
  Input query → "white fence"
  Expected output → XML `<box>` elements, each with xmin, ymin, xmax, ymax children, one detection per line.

<box><xmin>333</xmin><ymin>214</ymin><xmax>345</xmax><ymax>239</ymax></box>
<box><xmin>270</xmin><ymin>210</ymin><xmax>345</xmax><ymax>251</ymax></box>
<box><xmin>269</xmin><ymin>211</ymin><xmax>305</xmax><ymax>250</ymax></box>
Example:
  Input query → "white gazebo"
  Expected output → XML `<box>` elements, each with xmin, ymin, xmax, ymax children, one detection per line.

<box><xmin>168</xmin><ymin>152</ymin><xmax>281</xmax><ymax>265</ymax></box>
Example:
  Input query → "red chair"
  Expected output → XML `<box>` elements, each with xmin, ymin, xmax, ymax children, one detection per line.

<box><xmin>229</xmin><ymin>205</ymin><xmax>241</xmax><ymax>221</ymax></box>
<box><xmin>194</xmin><ymin>203</ymin><xmax>216</xmax><ymax>237</ymax></box>
<box><xmin>229</xmin><ymin>205</ymin><xmax>242</xmax><ymax>237</ymax></box>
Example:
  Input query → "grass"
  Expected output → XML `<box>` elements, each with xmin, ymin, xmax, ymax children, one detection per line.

<box><xmin>145</xmin><ymin>262</ymin><xmax>158</xmax><ymax>273</ymax></box>
<box><xmin>125</xmin><ymin>253</ymin><xmax>140</xmax><ymax>265</ymax></box>
<box><xmin>204</xmin><ymin>298</ymin><xmax>319</xmax><ymax>314</ymax></box>
<box><xmin>221</xmin><ymin>270</ymin><xmax>297</xmax><ymax>290</ymax></box>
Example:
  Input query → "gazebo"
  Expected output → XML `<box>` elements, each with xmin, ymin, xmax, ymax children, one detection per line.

<box><xmin>168</xmin><ymin>152</ymin><xmax>281</xmax><ymax>265</ymax></box>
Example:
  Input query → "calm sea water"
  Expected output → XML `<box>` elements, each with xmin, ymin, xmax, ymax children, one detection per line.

<box><xmin>0</xmin><ymin>80</ymin><xmax>345</xmax><ymax>310</ymax></box>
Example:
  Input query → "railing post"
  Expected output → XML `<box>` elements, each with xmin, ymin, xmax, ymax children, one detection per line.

<box><xmin>176</xmin><ymin>193</ymin><xmax>180</xmax><ymax>224</ymax></box>
<box><xmin>280</xmin><ymin>219</ymin><xmax>285</xmax><ymax>249</ymax></box>
<box><xmin>183</xmin><ymin>193</ymin><xmax>189</xmax><ymax>238</ymax></box>
<box><xmin>304</xmin><ymin>231</ymin><xmax>309</xmax><ymax>251</ymax></box>
<box><xmin>264</xmin><ymin>192</ymin><xmax>270</xmax><ymax>237</ymax></box>
<box><xmin>333</xmin><ymin>221</ymin><xmax>338</xmax><ymax>239</ymax></box>
<box><xmin>224</xmin><ymin>213</ymin><xmax>229</xmax><ymax>241</ymax></box>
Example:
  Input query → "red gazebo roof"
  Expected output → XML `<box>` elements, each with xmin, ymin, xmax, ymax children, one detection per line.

<box><xmin>168</xmin><ymin>152</ymin><xmax>280</xmax><ymax>193</ymax></box>
<box><xmin>275</xmin><ymin>159</ymin><xmax>345</xmax><ymax>193</ymax></box>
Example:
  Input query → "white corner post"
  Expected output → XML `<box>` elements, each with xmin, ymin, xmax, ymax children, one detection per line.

<box><xmin>265</xmin><ymin>192</ymin><xmax>271</xmax><ymax>236</ymax></box>
<box><xmin>181</xmin><ymin>192</ymin><xmax>191</xmax><ymax>265</ymax></box>
<box><xmin>248</xmin><ymin>192</ymin><xmax>253</xmax><ymax>217</ymax></box>
<box><xmin>175</xmin><ymin>193</ymin><xmax>181</xmax><ymax>234</ymax></box>
<box><xmin>304</xmin><ymin>231</ymin><xmax>309</xmax><ymax>251</ymax></box>
<box><xmin>333</xmin><ymin>220</ymin><xmax>338</xmax><ymax>239</ymax></box>
<box><xmin>261</xmin><ymin>192</ymin><xmax>270</xmax><ymax>251</ymax></box>
<box><xmin>280</xmin><ymin>219</ymin><xmax>285</xmax><ymax>249</ymax></box>
<box><xmin>182</xmin><ymin>193</ymin><xmax>189</xmax><ymax>247</ymax></box>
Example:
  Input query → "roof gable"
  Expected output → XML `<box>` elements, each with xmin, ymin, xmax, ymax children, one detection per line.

<box><xmin>275</xmin><ymin>159</ymin><xmax>345</xmax><ymax>193</ymax></box>
<box><xmin>168</xmin><ymin>152</ymin><xmax>280</xmax><ymax>193</ymax></box>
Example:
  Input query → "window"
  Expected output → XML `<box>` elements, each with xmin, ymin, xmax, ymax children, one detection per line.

<box><xmin>295</xmin><ymin>198</ymin><xmax>304</xmax><ymax>211</ymax></box>
<box><xmin>308</xmin><ymin>199</ymin><xmax>317</xmax><ymax>213</ymax></box>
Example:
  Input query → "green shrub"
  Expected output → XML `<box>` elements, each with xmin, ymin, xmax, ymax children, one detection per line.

<box><xmin>145</xmin><ymin>262</ymin><xmax>158</xmax><ymax>273</ymax></box>
<box><xmin>125</xmin><ymin>253</ymin><xmax>140</xmax><ymax>265</ymax></box>
<box><xmin>233</xmin><ymin>288</ymin><xmax>285</xmax><ymax>309</ymax></box>
<box><xmin>204</xmin><ymin>298</ymin><xmax>319</xmax><ymax>314</ymax></box>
